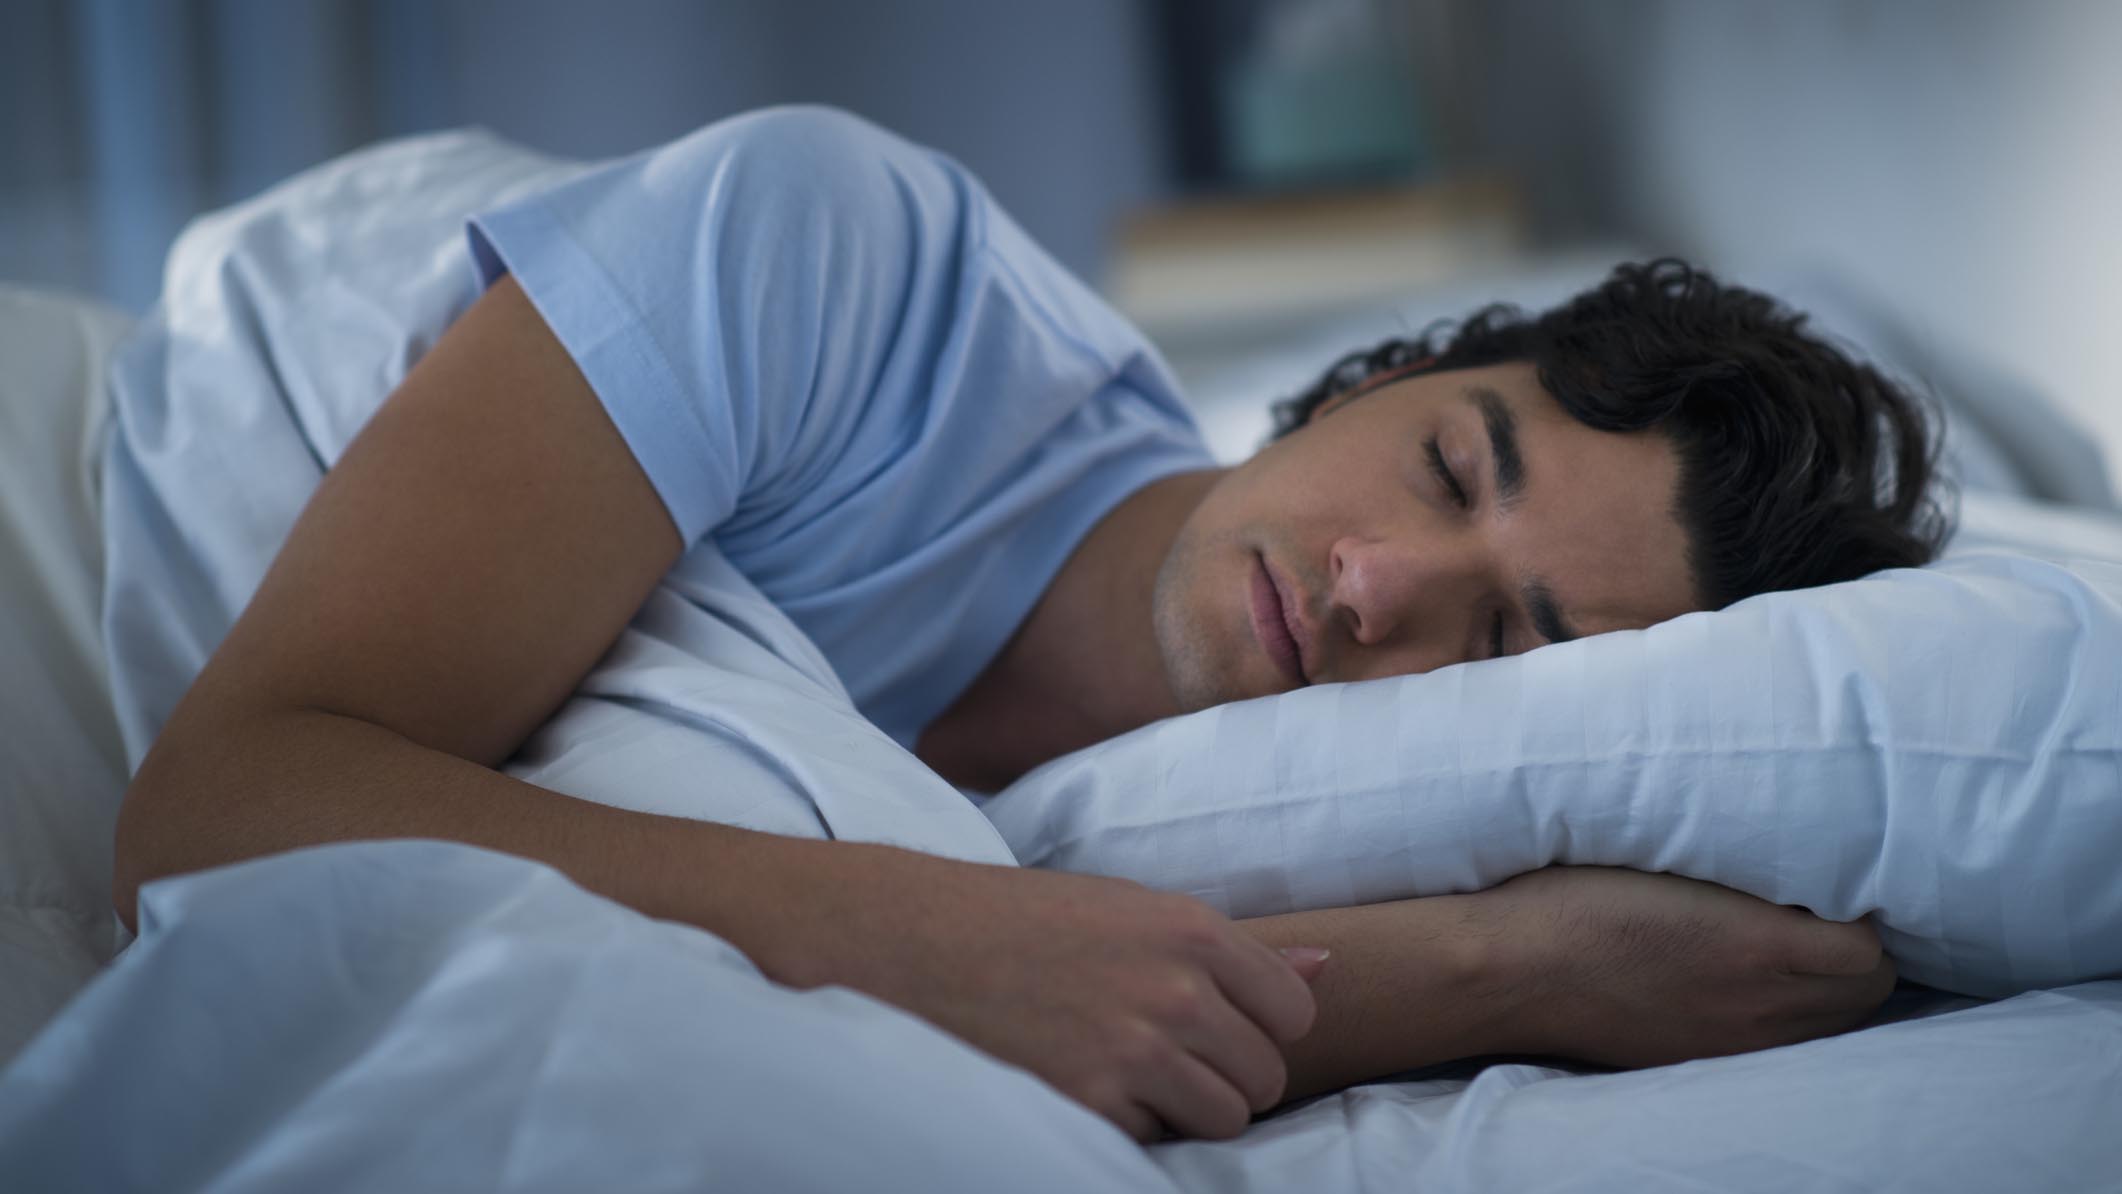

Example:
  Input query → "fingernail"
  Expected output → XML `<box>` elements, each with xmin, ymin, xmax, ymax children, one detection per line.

<box><xmin>1279</xmin><ymin>946</ymin><xmax>1331</xmax><ymax>965</ymax></box>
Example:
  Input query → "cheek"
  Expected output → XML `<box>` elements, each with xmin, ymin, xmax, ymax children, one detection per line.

<box><xmin>1268</xmin><ymin>430</ymin><xmax>1412</xmax><ymax>520</ymax></box>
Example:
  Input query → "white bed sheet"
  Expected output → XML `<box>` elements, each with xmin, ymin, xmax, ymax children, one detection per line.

<box><xmin>1155</xmin><ymin>980</ymin><xmax>2122</xmax><ymax>1192</ymax></box>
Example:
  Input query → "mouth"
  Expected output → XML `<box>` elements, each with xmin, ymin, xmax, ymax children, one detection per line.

<box><xmin>1249</xmin><ymin>553</ymin><xmax>1310</xmax><ymax>687</ymax></box>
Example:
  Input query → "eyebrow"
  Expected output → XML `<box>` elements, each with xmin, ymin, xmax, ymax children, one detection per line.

<box><xmin>1464</xmin><ymin>385</ymin><xmax>1526</xmax><ymax>509</ymax></box>
<box><xmin>1463</xmin><ymin>385</ymin><xmax>1579</xmax><ymax>645</ymax></box>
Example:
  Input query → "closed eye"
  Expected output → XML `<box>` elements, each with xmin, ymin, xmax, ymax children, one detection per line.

<box><xmin>1424</xmin><ymin>436</ymin><xmax>1468</xmax><ymax>507</ymax></box>
<box><xmin>1429</xmin><ymin>436</ymin><xmax>1503</xmax><ymax>658</ymax></box>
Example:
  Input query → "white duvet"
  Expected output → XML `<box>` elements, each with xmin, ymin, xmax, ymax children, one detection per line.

<box><xmin>7</xmin><ymin>838</ymin><xmax>2119</xmax><ymax>1194</ymax></box>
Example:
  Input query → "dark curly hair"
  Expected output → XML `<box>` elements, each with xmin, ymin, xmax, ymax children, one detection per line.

<box><xmin>1271</xmin><ymin>259</ymin><xmax>1951</xmax><ymax>610</ymax></box>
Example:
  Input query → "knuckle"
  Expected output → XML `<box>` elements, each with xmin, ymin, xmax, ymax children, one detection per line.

<box><xmin>1159</xmin><ymin>894</ymin><xmax>1226</xmax><ymax>942</ymax></box>
<box><xmin>1152</xmin><ymin>973</ymin><xmax>1211</xmax><ymax>1024</ymax></box>
<box><xmin>1107</xmin><ymin>1016</ymin><xmax>1168</xmax><ymax>1071</ymax></box>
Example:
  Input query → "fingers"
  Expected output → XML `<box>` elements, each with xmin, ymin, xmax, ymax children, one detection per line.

<box><xmin>1109</xmin><ymin>1101</ymin><xmax>1165</xmax><ymax>1145</ymax></box>
<box><xmin>1278</xmin><ymin>945</ymin><xmax>1332</xmax><ymax>985</ymax></box>
<box><xmin>1190</xmin><ymin>912</ymin><xmax>1320</xmax><ymax>1045</ymax></box>
<box><xmin>1841</xmin><ymin>950</ymin><xmax>1899</xmax><ymax>1013</ymax></box>
<box><xmin>1170</xmin><ymin>977</ymin><xmax>1295</xmax><ymax>1112</ymax></box>
<box><xmin>1086</xmin><ymin>1019</ymin><xmax>1255</xmax><ymax>1142</ymax></box>
<box><xmin>1782</xmin><ymin>977</ymin><xmax>1896</xmax><ymax>1043</ymax></box>
<box><xmin>1772</xmin><ymin>951</ymin><xmax>1899</xmax><ymax>1047</ymax></box>
<box><xmin>1132</xmin><ymin>1048</ymin><xmax>1256</xmax><ymax>1141</ymax></box>
<box><xmin>1136</xmin><ymin>903</ymin><xmax>1321</xmax><ymax>1133</ymax></box>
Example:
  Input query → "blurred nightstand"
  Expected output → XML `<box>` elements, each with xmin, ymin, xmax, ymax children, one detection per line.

<box><xmin>1103</xmin><ymin>177</ymin><xmax>1542</xmax><ymax>462</ymax></box>
<box><xmin>1105</xmin><ymin>177</ymin><xmax>1529</xmax><ymax>360</ymax></box>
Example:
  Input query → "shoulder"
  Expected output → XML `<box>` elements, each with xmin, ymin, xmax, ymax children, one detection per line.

<box><xmin>682</xmin><ymin>104</ymin><xmax>925</xmax><ymax>175</ymax></box>
<box><xmin>637</xmin><ymin>105</ymin><xmax>977</xmax><ymax>241</ymax></box>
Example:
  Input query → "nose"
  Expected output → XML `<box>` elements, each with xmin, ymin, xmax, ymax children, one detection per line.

<box><xmin>1327</xmin><ymin>533</ymin><xmax>1484</xmax><ymax>654</ymax></box>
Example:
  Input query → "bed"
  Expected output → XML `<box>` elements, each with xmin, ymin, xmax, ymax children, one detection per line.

<box><xmin>2</xmin><ymin>134</ymin><xmax>2120</xmax><ymax>1191</ymax></box>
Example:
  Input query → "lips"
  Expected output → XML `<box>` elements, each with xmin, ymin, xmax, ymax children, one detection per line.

<box><xmin>1249</xmin><ymin>554</ymin><xmax>1310</xmax><ymax>687</ymax></box>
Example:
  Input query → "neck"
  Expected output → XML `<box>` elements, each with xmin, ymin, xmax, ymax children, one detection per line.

<box><xmin>914</xmin><ymin>467</ymin><xmax>1226</xmax><ymax>791</ymax></box>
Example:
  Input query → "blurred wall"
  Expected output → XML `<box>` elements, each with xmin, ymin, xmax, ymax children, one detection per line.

<box><xmin>0</xmin><ymin>0</ymin><xmax>1168</xmax><ymax>311</ymax></box>
<box><xmin>10</xmin><ymin>0</ymin><xmax>2117</xmax><ymax>492</ymax></box>
<box><xmin>445</xmin><ymin>0</ymin><xmax>1169</xmax><ymax>289</ymax></box>
<box><xmin>1460</xmin><ymin>0</ymin><xmax>2122</xmax><ymax>499</ymax></box>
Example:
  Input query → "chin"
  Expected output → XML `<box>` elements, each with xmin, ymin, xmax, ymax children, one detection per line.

<box><xmin>1150</xmin><ymin>585</ymin><xmax>1236</xmax><ymax>713</ymax></box>
<box><xmin>1150</xmin><ymin>520</ymin><xmax>1273</xmax><ymax>712</ymax></box>
<box><xmin>1152</xmin><ymin>598</ymin><xmax>1278</xmax><ymax>713</ymax></box>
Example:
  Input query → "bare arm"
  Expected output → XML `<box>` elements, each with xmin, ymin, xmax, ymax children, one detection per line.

<box><xmin>112</xmin><ymin>277</ymin><xmax>1319</xmax><ymax>1142</ymax></box>
<box><xmin>116</xmin><ymin>273</ymin><xmax>688</xmax><ymax>924</ymax></box>
<box><xmin>1245</xmin><ymin>867</ymin><xmax>1898</xmax><ymax>1102</ymax></box>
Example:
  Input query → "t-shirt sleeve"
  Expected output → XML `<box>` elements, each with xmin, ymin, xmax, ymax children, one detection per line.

<box><xmin>464</xmin><ymin>105</ymin><xmax>974</xmax><ymax>547</ymax></box>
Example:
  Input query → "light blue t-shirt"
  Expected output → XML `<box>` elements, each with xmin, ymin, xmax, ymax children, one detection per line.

<box><xmin>465</xmin><ymin>107</ymin><xmax>1212</xmax><ymax>746</ymax></box>
<box><xmin>100</xmin><ymin>108</ymin><xmax>1212</xmax><ymax>759</ymax></box>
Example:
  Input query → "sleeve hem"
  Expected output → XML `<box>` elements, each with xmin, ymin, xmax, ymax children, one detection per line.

<box><xmin>466</xmin><ymin>202</ymin><xmax>729</xmax><ymax>546</ymax></box>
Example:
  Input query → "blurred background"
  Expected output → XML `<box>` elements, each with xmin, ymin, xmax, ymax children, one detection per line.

<box><xmin>2</xmin><ymin>0</ymin><xmax>2117</xmax><ymax>499</ymax></box>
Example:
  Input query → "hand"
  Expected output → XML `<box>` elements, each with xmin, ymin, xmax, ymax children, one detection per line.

<box><xmin>770</xmin><ymin>845</ymin><xmax>1327</xmax><ymax>1142</ymax></box>
<box><xmin>1469</xmin><ymin>866</ymin><xmax>1896</xmax><ymax>1068</ymax></box>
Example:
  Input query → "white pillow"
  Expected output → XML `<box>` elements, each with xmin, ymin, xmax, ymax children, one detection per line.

<box><xmin>982</xmin><ymin>553</ymin><xmax>2122</xmax><ymax>998</ymax></box>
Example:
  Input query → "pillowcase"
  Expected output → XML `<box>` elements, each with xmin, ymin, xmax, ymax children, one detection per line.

<box><xmin>981</xmin><ymin>553</ymin><xmax>2122</xmax><ymax>998</ymax></box>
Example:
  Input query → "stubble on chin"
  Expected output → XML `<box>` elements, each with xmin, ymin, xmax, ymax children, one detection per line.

<box><xmin>1148</xmin><ymin>525</ymin><xmax>1248</xmax><ymax>715</ymax></box>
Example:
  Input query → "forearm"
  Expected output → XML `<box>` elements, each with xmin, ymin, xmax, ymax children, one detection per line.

<box><xmin>1240</xmin><ymin>895</ymin><xmax>1524</xmax><ymax>1101</ymax></box>
<box><xmin>113</xmin><ymin>704</ymin><xmax>853</xmax><ymax>981</ymax></box>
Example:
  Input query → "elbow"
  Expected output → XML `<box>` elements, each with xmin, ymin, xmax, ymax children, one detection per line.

<box><xmin>109</xmin><ymin>703</ymin><xmax>341</xmax><ymax>935</ymax></box>
<box><xmin>110</xmin><ymin>732</ymin><xmax>219</xmax><ymax>937</ymax></box>
<box><xmin>111</xmin><ymin>770</ymin><xmax>165</xmax><ymax>936</ymax></box>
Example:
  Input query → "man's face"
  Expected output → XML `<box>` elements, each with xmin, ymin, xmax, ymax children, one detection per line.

<box><xmin>1151</xmin><ymin>361</ymin><xmax>1701</xmax><ymax>710</ymax></box>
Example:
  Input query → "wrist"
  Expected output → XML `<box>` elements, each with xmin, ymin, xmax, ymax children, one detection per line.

<box><xmin>640</xmin><ymin>823</ymin><xmax>878</xmax><ymax>986</ymax></box>
<box><xmin>1239</xmin><ymin>892</ymin><xmax>1533</xmax><ymax>1093</ymax></box>
<box><xmin>694</xmin><ymin>835</ymin><xmax>982</xmax><ymax>995</ymax></box>
<box><xmin>1455</xmin><ymin>882</ymin><xmax>1558</xmax><ymax>1057</ymax></box>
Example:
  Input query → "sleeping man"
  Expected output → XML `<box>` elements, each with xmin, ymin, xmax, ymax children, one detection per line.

<box><xmin>108</xmin><ymin>107</ymin><xmax>1941</xmax><ymax>1143</ymax></box>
